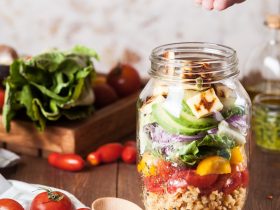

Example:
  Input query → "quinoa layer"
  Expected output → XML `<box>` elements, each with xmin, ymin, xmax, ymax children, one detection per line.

<box><xmin>143</xmin><ymin>187</ymin><xmax>247</xmax><ymax>210</ymax></box>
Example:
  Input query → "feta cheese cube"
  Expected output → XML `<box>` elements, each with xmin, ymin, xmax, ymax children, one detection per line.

<box><xmin>186</xmin><ymin>88</ymin><xmax>223</xmax><ymax>118</ymax></box>
<box><xmin>140</xmin><ymin>95</ymin><xmax>165</xmax><ymax>115</ymax></box>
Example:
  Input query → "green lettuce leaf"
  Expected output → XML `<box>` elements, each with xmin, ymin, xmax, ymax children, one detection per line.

<box><xmin>178</xmin><ymin>134</ymin><xmax>236</xmax><ymax>166</ymax></box>
<box><xmin>222</xmin><ymin>106</ymin><xmax>245</xmax><ymax>119</ymax></box>
<box><xmin>3</xmin><ymin>45</ymin><xmax>98</xmax><ymax>132</ymax></box>
<box><xmin>26</xmin><ymin>51</ymin><xmax>65</xmax><ymax>72</ymax></box>
<box><xmin>2</xmin><ymin>82</ymin><xmax>17</xmax><ymax>131</ymax></box>
<box><xmin>71</xmin><ymin>45</ymin><xmax>100</xmax><ymax>60</ymax></box>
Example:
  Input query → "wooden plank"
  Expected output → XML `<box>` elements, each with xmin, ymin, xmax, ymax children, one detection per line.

<box><xmin>74</xmin><ymin>92</ymin><xmax>137</xmax><ymax>154</ymax></box>
<box><xmin>41</xmin><ymin>150</ymin><xmax>53</xmax><ymax>159</ymax></box>
<box><xmin>0</xmin><ymin>141</ymin><xmax>4</xmax><ymax>148</ymax></box>
<box><xmin>2</xmin><ymin>144</ymin><xmax>280</xmax><ymax>210</ymax></box>
<box><xmin>117</xmin><ymin>162</ymin><xmax>143</xmax><ymax>209</ymax></box>
<box><xmin>0</xmin><ymin>121</ymin><xmax>75</xmax><ymax>154</ymax></box>
<box><xmin>244</xmin><ymin>140</ymin><xmax>279</xmax><ymax>210</ymax></box>
<box><xmin>6</xmin><ymin>144</ymin><xmax>39</xmax><ymax>156</ymax></box>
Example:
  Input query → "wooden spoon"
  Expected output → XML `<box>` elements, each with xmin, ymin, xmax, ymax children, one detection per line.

<box><xmin>92</xmin><ymin>197</ymin><xmax>143</xmax><ymax>210</ymax></box>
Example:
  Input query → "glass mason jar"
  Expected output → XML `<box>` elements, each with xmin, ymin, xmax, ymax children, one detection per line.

<box><xmin>253</xmin><ymin>94</ymin><xmax>280</xmax><ymax>152</ymax></box>
<box><xmin>137</xmin><ymin>43</ymin><xmax>251</xmax><ymax>210</ymax></box>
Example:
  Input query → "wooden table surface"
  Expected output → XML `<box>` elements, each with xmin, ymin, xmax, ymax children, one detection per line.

<box><xmin>1</xmin><ymin>140</ymin><xmax>280</xmax><ymax>210</ymax></box>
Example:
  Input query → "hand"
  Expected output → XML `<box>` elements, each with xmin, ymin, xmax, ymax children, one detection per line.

<box><xmin>195</xmin><ymin>0</ymin><xmax>245</xmax><ymax>10</ymax></box>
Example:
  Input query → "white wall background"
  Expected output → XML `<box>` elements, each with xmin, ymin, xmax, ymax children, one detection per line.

<box><xmin>0</xmin><ymin>0</ymin><xmax>273</xmax><ymax>78</ymax></box>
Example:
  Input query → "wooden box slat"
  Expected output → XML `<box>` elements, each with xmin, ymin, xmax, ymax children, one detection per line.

<box><xmin>0</xmin><ymin>92</ymin><xmax>138</xmax><ymax>157</ymax></box>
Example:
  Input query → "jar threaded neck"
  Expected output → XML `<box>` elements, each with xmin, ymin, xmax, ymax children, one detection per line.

<box><xmin>149</xmin><ymin>42</ymin><xmax>239</xmax><ymax>84</ymax></box>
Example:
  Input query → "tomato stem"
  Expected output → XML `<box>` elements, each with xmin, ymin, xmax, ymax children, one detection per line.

<box><xmin>47</xmin><ymin>190</ymin><xmax>64</xmax><ymax>202</ymax></box>
<box><xmin>35</xmin><ymin>187</ymin><xmax>64</xmax><ymax>202</ymax></box>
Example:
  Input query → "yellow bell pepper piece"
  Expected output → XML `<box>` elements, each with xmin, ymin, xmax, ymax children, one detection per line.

<box><xmin>230</xmin><ymin>146</ymin><xmax>244</xmax><ymax>164</ymax></box>
<box><xmin>196</xmin><ymin>156</ymin><xmax>231</xmax><ymax>176</ymax></box>
<box><xmin>137</xmin><ymin>153</ymin><xmax>157</xmax><ymax>177</ymax></box>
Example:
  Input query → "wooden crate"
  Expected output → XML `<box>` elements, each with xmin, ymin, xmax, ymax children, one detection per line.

<box><xmin>0</xmin><ymin>92</ymin><xmax>139</xmax><ymax>158</ymax></box>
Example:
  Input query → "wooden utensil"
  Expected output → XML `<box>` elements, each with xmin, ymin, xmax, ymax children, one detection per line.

<box><xmin>92</xmin><ymin>197</ymin><xmax>143</xmax><ymax>210</ymax></box>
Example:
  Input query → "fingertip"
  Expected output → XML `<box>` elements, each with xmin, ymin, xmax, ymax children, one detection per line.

<box><xmin>213</xmin><ymin>0</ymin><xmax>234</xmax><ymax>10</ymax></box>
<box><xmin>202</xmin><ymin>0</ymin><xmax>214</xmax><ymax>10</ymax></box>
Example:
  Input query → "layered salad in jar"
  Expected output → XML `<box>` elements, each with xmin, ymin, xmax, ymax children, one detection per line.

<box><xmin>137</xmin><ymin>79</ymin><xmax>249</xmax><ymax>210</ymax></box>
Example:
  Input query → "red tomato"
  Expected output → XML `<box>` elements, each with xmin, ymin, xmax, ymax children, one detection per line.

<box><xmin>0</xmin><ymin>198</ymin><xmax>24</xmax><ymax>210</ymax></box>
<box><xmin>47</xmin><ymin>153</ymin><xmax>60</xmax><ymax>165</ymax></box>
<box><xmin>93</xmin><ymin>83</ymin><xmax>118</xmax><ymax>108</ymax></box>
<box><xmin>167</xmin><ymin>169</ymin><xmax>219</xmax><ymax>194</ymax></box>
<box><xmin>77</xmin><ymin>208</ymin><xmax>90</xmax><ymax>210</ymax></box>
<box><xmin>142</xmin><ymin>160</ymin><xmax>175</xmax><ymax>194</ymax></box>
<box><xmin>124</xmin><ymin>140</ymin><xmax>136</xmax><ymax>148</ymax></box>
<box><xmin>222</xmin><ymin>171</ymin><xmax>242</xmax><ymax>194</ymax></box>
<box><xmin>186</xmin><ymin>171</ymin><xmax>219</xmax><ymax>189</ymax></box>
<box><xmin>143</xmin><ymin>175</ymin><xmax>165</xmax><ymax>194</ymax></box>
<box><xmin>0</xmin><ymin>88</ymin><xmax>5</xmax><ymax>109</ymax></box>
<box><xmin>169</xmin><ymin>170</ymin><xmax>218</xmax><ymax>190</ymax></box>
<box><xmin>242</xmin><ymin>168</ymin><xmax>249</xmax><ymax>187</ymax></box>
<box><xmin>167</xmin><ymin>174</ymin><xmax>188</xmax><ymax>193</ymax></box>
<box><xmin>97</xmin><ymin>143</ymin><xmax>124</xmax><ymax>163</ymax></box>
<box><xmin>30</xmin><ymin>190</ymin><xmax>74</xmax><ymax>210</ymax></box>
<box><xmin>87</xmin><ymin>151</ymin><xmax>101</xmax><ymax>166</ymax></box>
<box><xmin>107</xmin><ymin>63</ymin><xmax>141</xmax><ymax>97</ymax></box>
<box><xmin>156</xmin><ymin>160</ymin><xmax>174</xmax><ymax>176</ymax></box>
<box><xmin>48</xmin><ymin>153</ymin><xmax>85</xmax><ymax>172</ymax></box>
<box><xmin>121</xmin><ymin>146</ymin><xmax>137</xmax><ymax>164</ymax></box>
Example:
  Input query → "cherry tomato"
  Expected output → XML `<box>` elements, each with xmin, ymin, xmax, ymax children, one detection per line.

<box><xmin>168</xmin><ymin>169</ymin><xmax>218</xmax><ymax>191</ymax></box>
<box><xmin>208</xmin><ymin>166</ymin><xmax>248</xmax><ymax>195</ymax></box>
<box><xmin>222</xmin><ymin>171</ymin><xmax>242</xmax><ymax>194</ymax></box>
<box><xmin>186</xmin><ymin>171</ymin><xmax>218</xmax><ymax>189</ymax></box>
<box><xmin>93</xmin><ymin>83</ymin><xmax>118</xmax><ymax>108</ymax></box>
<box><xmin>124</xmin><ymin>140</ymin><xmax>136</xmax><ymax>148</ymax></box>
<box><xmin>220</xmin><ymin>166</ymin><xmax>248</xmax><ymax>194</ymax></box>
<box><xmin>156</xmin><ymin>160</ymin><xmax>175</xmax><ymax>180</ymax></box>
<box><xmin>48</xmin><ymin>153</ymin><xmax>85</xmax><ymax>172</ymax></box>
<box><xmin>0</xmin><ymin>88</ymin><xmax>5</xmax><ymax>109</ymax></box>
<box><xmin>241</xmin><ymin>168</ymin><xmax>249</xmax><ymax>187</ymax></box>
<box><xmin>47</xmin><ymin>153</ymin><xmax>60</xmax><ymax>165</ymax></box>
<box><xmin>143</xmin><ymin>175</ymin><xmax>165</xmax><ymax>194</ymax></box>
<box><xmin>107</xmin><ymin>63</ymin><xmax>141</xmax><ymax>97</ymax></box>
<box><xmin>0</xmin><ymin>198</ymin><xmax>24</xmax><ymax>210</ymax></box>
<box><xmin>143</xmin><ymin>160</ymin><xmax>175</xmax><ymax>194</ymax></box>
<box><xmin>87</xmin><ymin>151</ymin><xmax>101</xmax><ymax>166</ymax></box>
<box><xmin>167</xmin><ymin>175</ymin><xmax>188</xmax><ymax>193</ymax></box>
<box><xmin>121</xmin><ymin>146</ymin><xmax>137</xmax><ymax>164</ymax></box>
<box><xmin>30</xmin><ymin>190</ymin><xmax>74</xmax><ymax>210</ymax></box>
<box><xmin>97</xmin><ymin>143</ymin><xmax>124</xmax><ymax>163</ymax></box>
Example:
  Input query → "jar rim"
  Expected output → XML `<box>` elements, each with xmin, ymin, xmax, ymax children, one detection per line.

<box><xmin>149</xmin><ymin>42</ymin><xmax>239</xmax><ymax>84</ymax></box>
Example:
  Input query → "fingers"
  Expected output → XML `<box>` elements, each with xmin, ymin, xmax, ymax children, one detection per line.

<box><xmin>213</xmin><ymin>0</ymin><xmax>234</xmax><ymax>10</ymax></box>
<box><xmin>196</xmin><ymin>0</ymin><xmax>245</xmax><ymax>11</ymax></box>
<box><xmin>202</xmin><ymin>0</ymin><xmax>214</xmax><ymax>10</ymax></box>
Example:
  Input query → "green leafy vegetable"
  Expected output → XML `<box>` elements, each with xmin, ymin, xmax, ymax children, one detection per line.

<box><xmin>197</xmin><ymin>134</ymin><xmax>236</xmax><ymax>148</ymax></box>
<box><xmin>222</xmin><ymin>106</ymin><xmax>245</xmax><ymax>119</ymax></box>
<box><xmin>177</xmin><ymin>134</ymin><xmax>236</xmax><ymax>166</ymax></box>
<box><xmin>3</xmin><ymin>45</ymin><xmax>98</xmax><ymax>132</ymax></box>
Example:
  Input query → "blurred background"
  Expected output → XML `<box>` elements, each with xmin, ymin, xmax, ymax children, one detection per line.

<box><xmin>0</xmin><ymin>0</ymin><xmax>276</xmax><ymax>78</ymax></box>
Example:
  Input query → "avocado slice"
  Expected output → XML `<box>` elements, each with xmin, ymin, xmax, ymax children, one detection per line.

<box><xmin>152</xmin><ymin>103</ymin><xmax>217</xmax><ymax>135</ymax></box>
<box><xmin>179</xmin><ymin>110</ymin><xmax>217</xmax><ymax>128</ymax></box>
<box><xmin>182</xmin><ymin>100</ymin><xmax>194</xmax><ymax>115</ymax></box>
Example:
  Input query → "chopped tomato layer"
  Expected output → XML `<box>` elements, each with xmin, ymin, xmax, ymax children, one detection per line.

<box><xmin>142</xmin><ymin>161</ymin><xmax>249</xmax><ymax>195</ymax></box>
